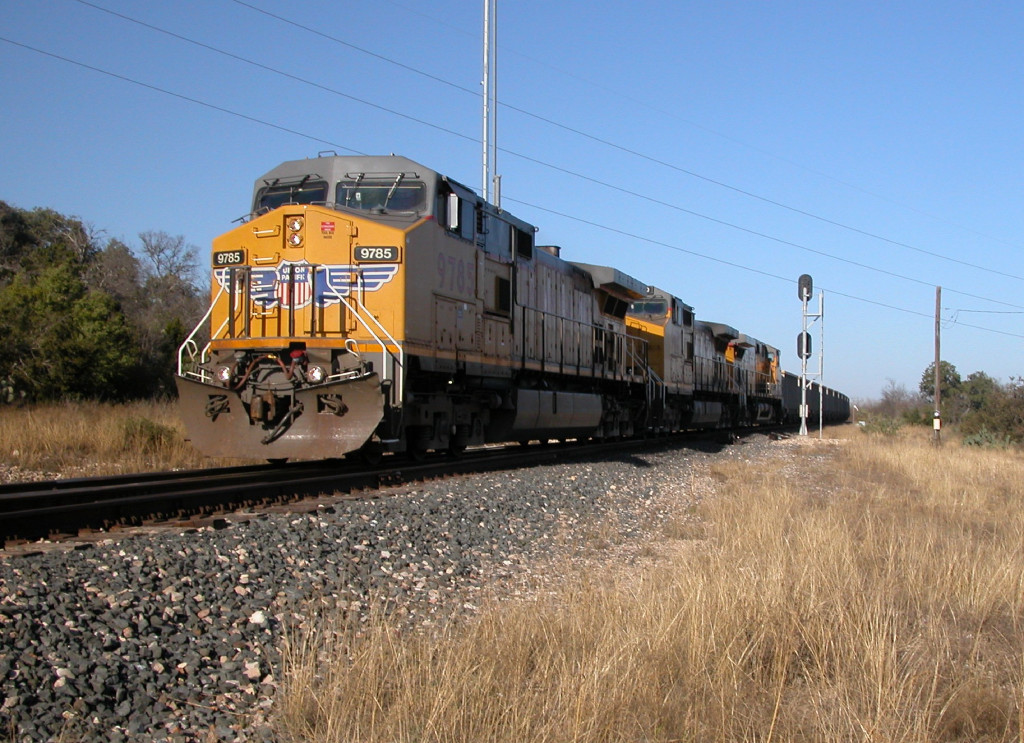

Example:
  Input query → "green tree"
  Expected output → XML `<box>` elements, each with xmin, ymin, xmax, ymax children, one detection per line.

<box><xmin>919</xmin><ymin>360</ymin><xmax>966</xmax><ymax>422</ymax></box>
<box><xmin>960</xmin><ymin>377</ymin><xmax>1024</xmax><ymax>444</ymax></box>
<box><xmin>919</xmin><ymin>360</ymin><xmax>961</xmax><ymax>403</ymax></box>
<box><xmin>0</xmin><ymin>203</ymin><xmax>206</xmax><ymax>401</ymax></box>
<box><xmin>0</xmin><ymin>201</ymin><xmax>97</xmax><ymax>283</ymax></box>
<box><xmin>0</xmin><ymin>263</ymin><xmax>137</xmax><ymax>400</ymax></box>
<box><xmin>961</xmin><ymin>371</ymin><xmax>1000</xmax><ymax>413</ymax></box>
<box><xmin>87</xmin><ymin>238</ymin><xmax>141</xmax><ymax>301</ymax></box>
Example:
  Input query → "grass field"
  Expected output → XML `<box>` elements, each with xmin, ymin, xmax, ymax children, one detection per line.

<box><xmin>0</xmin><ymin>400</ymin><xmax>242</xmax><ymax>477</ymax></box>
<box><xmin>4</xmin><ymin>404</ymin><xmax>1023</xmax><ymax>740</ymax></box>
<box><xmin>274</xmin><ymin>427</ymin><xmax>1024</xmax><ymax>742</ymax></box>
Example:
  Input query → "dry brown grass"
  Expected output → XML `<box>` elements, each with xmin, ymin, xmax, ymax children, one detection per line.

<box><xmin>275</xmin><ymin>429</ymin><xmax>1024</xmax><ymax>742</ymax></box>
<box><xmin>0</xmin><ymin>400</ymin><xmax>240</xmax><ymax>477</ymax></box>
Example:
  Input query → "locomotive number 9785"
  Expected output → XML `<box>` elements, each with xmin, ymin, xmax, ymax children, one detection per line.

<box><xmin>213</xmin><ymin>249</ymin><xmax>245</xmax><ymax>266</ymax></box>
<box><xmin>354</xmin><ymin>246</ymin><xmax>399</xmax><ymax>263</ymax></box>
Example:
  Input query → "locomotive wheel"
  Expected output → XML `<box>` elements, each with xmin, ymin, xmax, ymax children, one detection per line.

<box><xmin>267</xmin><ymin>458</ymin><xmax>289</xmax><ymax>465</ymax></box>
<box><xmin>405</xmin><ymin>425</ymin><xmax>430</xmax><ymax>462</ymax></box>
<box><xmin>406</xmin><ymin>441</ymin><xmax>429</xmax><ymax>462</ymax></box>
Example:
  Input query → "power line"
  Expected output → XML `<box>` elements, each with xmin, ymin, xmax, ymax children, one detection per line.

<box><xmin>946</xmin><ymin>309</ymin><xmax>1024</xmax><ymax>314</ymax></box>
<box><xmin>511</xmin><ymin>196</ymin><xmax>1024</xmax><ymax>340</ymax></box>
<box><xmin>2</xmin><ymin>32</ymin><xmax>1022</xmax><ymax>338</ymax></box>
<box><xmin>498</xmin><ymin>146</ymin><xmax>1024</xmax><ymax>311</ymax></box>
<box><xmin>21</xmin><ymin>7</ymin><xmax>1024</xmax><ymax>314</ymax></box>
<box><xmin>220</xmin><ymin>0</ymin><xmax>1024</xmax><ymax>284</ymax></box>
<box><xmin>0</xmin><ymin>36</ymin><xmax>364</xmax><ymax>155</ymax></box>
<box><xmin>225</xmin><ymin>0</ymin><xmax>472</xmax><ymax>98</ymax></box>
<box><xmin>382</xmin><ymin>0</ymin><xmax>1024</xmax><ymax>259</ymax></box>
<box><xmin>62</xmin><ymin>2</ymin><xmax>479</xmax><ymax>147</ymax></box>
<box><xmin>498</xmin><ymin>106</ymin><xmax>1024</xmax><ymax>283</ymax></box>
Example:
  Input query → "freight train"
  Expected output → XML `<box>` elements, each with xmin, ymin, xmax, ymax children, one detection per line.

<box><xmin>176</xmin><ymin>154</ymin><xmax>848</xmax><ymax>461</ymax></box>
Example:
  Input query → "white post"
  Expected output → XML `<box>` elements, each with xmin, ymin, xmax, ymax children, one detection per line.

<box><xmin>481</xmin><ymin>0</ymin><xmax>499</xmax><ymax>205</ymax></box>
<box><xmin>481</xmin><ymin>0</ymin><xmax>490</xmax><ymax>202</ymax></box>
<box><xmin>818</xmin><ymin>291</ymin><xmax>824</xmax><ymax>438</ymax></box>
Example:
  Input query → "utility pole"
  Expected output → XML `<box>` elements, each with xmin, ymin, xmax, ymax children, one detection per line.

<box><xmin>933</xmin><ymin>286</ymin><xmax>941</xmax><ymax>445</ymax></box>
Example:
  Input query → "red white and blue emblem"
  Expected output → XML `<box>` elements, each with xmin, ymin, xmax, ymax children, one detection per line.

<box><xmin>215</xmin><ymin>261</ymin><xmax>399</xmax><ymax>310</ymax></box>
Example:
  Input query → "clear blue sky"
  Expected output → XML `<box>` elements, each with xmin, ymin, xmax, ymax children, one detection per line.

<box><xmin>3</xmin><ymin>0</ymin><xmax>1023</xmax><ymax>402</ymax></box>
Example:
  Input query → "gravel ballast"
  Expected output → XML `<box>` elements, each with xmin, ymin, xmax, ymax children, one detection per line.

<box><xmin>0</xmin><ymin>435</ymin><xmax>801</xmax><ymax>741</ymax></box>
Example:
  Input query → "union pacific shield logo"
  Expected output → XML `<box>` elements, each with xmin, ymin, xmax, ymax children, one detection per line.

<box><xmin>274</xmin><ymin>263</ymin><xmax>313</xmax><ymax>309</ymax></box>
<box><xmin>215</xmin><ymin>261</ymin><xmax>398</xmax><ymax>309</ymax></box>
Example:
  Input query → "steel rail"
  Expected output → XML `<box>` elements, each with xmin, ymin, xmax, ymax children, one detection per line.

<box><xmin>0</xmin><ymin>427</ymin><xmax>797</xmax><ymax>545</ymax></box>
<box><xmin>0</xmin><ymin>439</ymin><xmax>626</xmax><ymax>543</ymax></box>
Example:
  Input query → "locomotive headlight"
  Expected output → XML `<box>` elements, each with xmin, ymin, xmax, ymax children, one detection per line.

<box><xmin>215</xmin><ymin>365</ymin><xmax>233</xmax><ymax>384</ymax></box>
<box><xmin>286</xmin><ymin>216</ymin><xmax>304</xmax><ymax>247</ymax></box>
<box><xmin>307</xmin><ymin>365</ymin><xmax>325</xmax><ymax>384</ymax></box>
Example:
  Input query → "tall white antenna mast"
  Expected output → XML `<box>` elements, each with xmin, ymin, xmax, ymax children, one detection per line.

<box><xmin>481</xmin><ymin>0</ymin><xmax>499</xmax><ymax>206</ymax></box>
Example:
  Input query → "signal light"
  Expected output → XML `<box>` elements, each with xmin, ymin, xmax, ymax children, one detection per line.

<box><xmin>797</xmin><ymin>331</ymin><xmax>812</xmax><ymax>359</ymax></box>
<box><xmin>798</xmin><ymin>274</ymin><xmax>813</xmax><ymax>301</ymax></box>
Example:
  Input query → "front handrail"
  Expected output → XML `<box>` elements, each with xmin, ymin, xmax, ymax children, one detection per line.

<box><xmin>318</xmin><ymin>269</ymin><xmax>404</xmax><ymax>407</ymax></box>
<box><xmin>177</xmin><ymin>284</ymin><xmax>227</xmax><ymax>381</ymax></box>
<box><xmin>175</xmin><ymin>267</ymin><xmax>403</xmax><ymax>404</ymax></box>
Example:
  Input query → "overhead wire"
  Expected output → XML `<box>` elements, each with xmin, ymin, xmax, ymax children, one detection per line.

<box><xmin>3</xmin><ymin>11</ymin><xmax>1022</xmax><ymax>339</ymax></box>
<box><xmin>222</xmin><ymin>0</ymin><xmax>1024</xmax><ymax>284</ymax></box>
<box><xmin>511</xmin><ymin>197</ymin><xmax>1024</xmax><ymax>340</ymax></box>
<box><xmin>74</xmin><ymin>0</ymin><xmax>1022</xmax><ymax>286</ymax></box>
<box><xmin>0</xmin><ymin>36</ymin><xmax>363</xmax><ymax>156</ymax></box>
<box><xmin>383</xmin><ymin>0</ymin><xmax>1024</xmax><ymax>257</ymax></box>
<box><xmin>501</xmin><ymin>147</ymin><xmax>1024</xmax><ymax>311</ymax></box>
<box><xmin>22</xmin><ymin>3</ymin><xmax>1024</xmax><ymax>314</ymax></box>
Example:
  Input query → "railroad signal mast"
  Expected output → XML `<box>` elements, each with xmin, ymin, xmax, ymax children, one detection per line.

<box><xmin>797</xmin><ymin>274</ymin><xmax>824</xmax><ymax>437</ymax></box>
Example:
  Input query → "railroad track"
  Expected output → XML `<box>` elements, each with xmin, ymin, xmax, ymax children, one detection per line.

<box><xmin>1</xmin><ymin>435</ymin><xmax>682</xmax><ymax>545</ymax></box>
<box><xmin>0</xmin><ymin>425</ymin><xmax>803</xmax><ymax>547</ymax></box>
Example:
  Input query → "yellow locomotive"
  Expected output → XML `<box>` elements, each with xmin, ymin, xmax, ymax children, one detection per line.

<box><xmin>624</xmin><ymin>287</ymin><xmax>782</xmax><ymax>431</ymax></box>
<box><xmin>177</xmin><ymin>154</ymin><xmax>653</xmax><ymax>460</ymax></box>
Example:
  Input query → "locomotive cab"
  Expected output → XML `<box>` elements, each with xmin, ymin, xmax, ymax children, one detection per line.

<box><xmin>625</xmin><ymin>287</ymin><xmax>695</xmax><ymax>432</ymax></box>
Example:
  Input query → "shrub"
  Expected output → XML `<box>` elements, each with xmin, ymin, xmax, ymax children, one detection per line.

<box><xmin>859</xmin><ymin>416</ymin><xmax>903</xmax><ymax>436</ymax></box>
<box><xmin>962</xmin><ymin>428</ymin><xmax>1011</xmax><ymax>449</ymax></box>
<box><xmin>121</xmin><ymin>416</ymin><xmax>176</xmax><ymax>453</ymax></box>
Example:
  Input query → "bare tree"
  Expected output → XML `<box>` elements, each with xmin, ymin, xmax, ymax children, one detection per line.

<box><xmin>876</xmin><ymin>379</ymin><xmax>921</xmax><ymax>418</ymax></box>
<box><xmin>138</xmin><ymin>231</ymin><xmax>199</xmax><ymax>285</ymax></box>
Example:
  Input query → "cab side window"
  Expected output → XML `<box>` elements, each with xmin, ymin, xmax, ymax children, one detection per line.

<box><xmin>443</xmin><ymin>191</ymin><xmax>475</xmax><ymax>241</ymax></box>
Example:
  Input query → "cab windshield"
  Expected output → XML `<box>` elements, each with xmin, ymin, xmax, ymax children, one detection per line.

<box><xmin>255</xmin><ymin>180</ymin><xmax>328</xmax><ymax>212</ymax></box>
<box><xmin>629</xmin><ymin>299</ymin><xmax>668</xmax><ymax>317</ymax></box>
<box><xmin>337</xmin><ymin>177</ymin><xmax>426</xmax><ymax>213</ymax></box>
